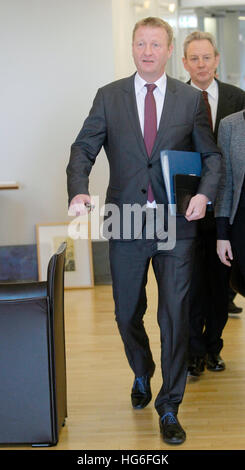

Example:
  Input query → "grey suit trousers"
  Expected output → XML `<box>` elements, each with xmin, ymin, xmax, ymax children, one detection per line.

<box><xmin>109</xmin><ymin>227</ymin><xmax>195</xmax><ymax>416</ymax></box>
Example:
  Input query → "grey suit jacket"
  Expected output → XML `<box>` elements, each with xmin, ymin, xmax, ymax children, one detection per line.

<box><xmin>215</xmin><ymin>110</ymin><xmax>245</xmax><ymax>224</ymax></box>
<box><xmin>67</xmin><ymin>73</ymin><xmax>221</xmax><ymax>239</ymax></box>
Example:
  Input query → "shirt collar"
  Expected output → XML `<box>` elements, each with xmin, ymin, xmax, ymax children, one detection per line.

<box><xmin>135</xmin><ymin>72</ymin><xmax>167</xmax><ymax>95</ymax></box>
<box><xmin>190</xmin><ymin>78</ymin><xmax>218</xmax><ymax>100</ymax></box>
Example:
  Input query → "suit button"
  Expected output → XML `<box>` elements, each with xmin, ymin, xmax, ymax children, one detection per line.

<box><xmin>141</xmin><ymin>189</ymin><xmax>147</xmax><ymax>194</ymax></box>
<box><xmin>148</xmin><ymin>163</ymin><xmax>152</xmax><ymax>168</ymax></box>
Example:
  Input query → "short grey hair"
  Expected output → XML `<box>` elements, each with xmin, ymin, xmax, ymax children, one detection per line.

<box><xmin>183</xmin><ymin>31</ymin><xmax>219</xmax><ymax>57</ymax></box>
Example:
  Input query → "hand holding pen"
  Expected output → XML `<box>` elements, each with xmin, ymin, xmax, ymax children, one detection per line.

<box><xmin>68</xmin><ymin>194</ymin><xmax>95</xmax><ymax>216</ymax></box>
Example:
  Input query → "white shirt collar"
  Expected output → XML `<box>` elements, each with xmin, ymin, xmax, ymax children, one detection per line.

<box><xmin>190</xmin><ymin>78</ymin><xmax>218</xmax><ymax>100</ymax></box>
<box><xmin>135</xmin><ymin>72</ymin><xmax>167</xmax><ymax>95</ymax></box>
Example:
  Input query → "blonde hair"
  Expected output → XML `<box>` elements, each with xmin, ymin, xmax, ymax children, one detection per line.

<box><xmin>132</xmin><ymin>17</ymin><xmax>173</xmax><ymax>47</ymax></box>
<box><xmin>183</xmin><ymin>31</ymin><xmax>219</xmax><ymax>57</ymax></box>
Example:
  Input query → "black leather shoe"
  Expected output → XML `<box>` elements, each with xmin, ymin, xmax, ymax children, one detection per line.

<box><xmin>159</xmin><ymin>412</ymin><xmax>186</xmax><ymax>445</ymax></box>
<box><xmin>228</xmin><ymin>301</ymin><xmax>242</xmax><ymax>314</ymax></box>
<box><xmin>206</xmin><ymin>353</ymin><xmax>225</xmax><ymax>371</ymax></box>
<box><xmin>187</xmin><ymin>356</ymin><xmax>205</xmax><ymax>377</ymax></box>
<box><xmin>131</xmin><ymin>375</ymin><xmax>152</xmax><ymax>409</ymax></box>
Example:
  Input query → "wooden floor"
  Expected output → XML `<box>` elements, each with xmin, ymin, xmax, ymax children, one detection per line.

<box><xmin>6</xmin><ymin>265</ymin><xmax>245</xmax><ymax>450</ymax></box>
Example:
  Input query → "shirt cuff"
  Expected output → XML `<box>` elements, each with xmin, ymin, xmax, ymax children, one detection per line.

<box><xmin>216</xmin><ymin>216</ymin><xmax>231</xmax><ymax>240</ymax></box>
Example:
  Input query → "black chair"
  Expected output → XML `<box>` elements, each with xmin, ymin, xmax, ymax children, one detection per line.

<box><xmin>0</xmin><ymin>242</ymin><xmax>67</xmax><ymax>446</ymax></box>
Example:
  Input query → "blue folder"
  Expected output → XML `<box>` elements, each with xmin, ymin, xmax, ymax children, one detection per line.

<box><xmin>160</xmin><ymin>150</ymin><xmax>202</xmax><ymax>215</ymax></box>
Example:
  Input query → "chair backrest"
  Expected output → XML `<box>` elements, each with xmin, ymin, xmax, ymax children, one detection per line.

<box><xmin>46</xmin><ymin>241</ymin><xmax>67</xmax><ymax>439</ymax></box>
<box><xmin>47</xmin><ymin>241</ymin><xmax>67</xmax><ymax>300</ymax></box>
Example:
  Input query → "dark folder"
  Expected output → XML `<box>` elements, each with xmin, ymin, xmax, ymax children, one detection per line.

<box><xmin>160</xmin><ymin>150</ymin><xmax>202</xmax><ymax>215</ymax></box>
<box><xmin>174</xmin><ymin>174</ymin><xmax>201</xmax><ymax>215</ymax></box>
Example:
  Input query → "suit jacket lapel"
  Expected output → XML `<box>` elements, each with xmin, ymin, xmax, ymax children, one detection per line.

<box><xmin>215</xmin><ymin>79</ymin><xmax>236</xmax><ymax>137</ymax></box>
<box><xmin>122</xmin><ymin>74</ymin><xmax>149</xmax><ymax>161</ymax></box>
<box><xmin>151</xmin><ymin>75</ymin><xmax>177</xmax><ymax>160</ymax></box>
<box><xmin>122</xmin><ymin>74</ymin><xmax>178</xmax><ymax>162</ymax></box>
<box><xmin>186</xmin><ymin>78</ymin><xmax>220</xmax><ymax>138</ymax></box>
<box><xmin>215</xmin><ymin>80</ymin><xmax>225</xmax><ymax>137</ymax></box>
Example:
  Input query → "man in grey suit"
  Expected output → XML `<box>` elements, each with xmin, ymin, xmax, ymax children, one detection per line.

<box><xmin>216</xmin><ymin>110</ymin><xmax>245</xmax><ymax>270</ymax></box>
<box><xmin>182</xmin><ymin>31</ymin><xmax>245</xmax><ymax>378</ymax></box>
<box><xmin>67</xmin><ymin>17</ymin><xmax>221</xmax><ymax>445</ymax></box>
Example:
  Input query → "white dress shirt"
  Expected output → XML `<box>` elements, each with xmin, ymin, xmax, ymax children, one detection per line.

<box><xmin>134</xmin><ymin>72</ymin><xmax>167</xmax><ymax>206</ymax></box>
<box><xmin>190</xmin><ymin>78</ymin><xmax>219</xmax><ymax>131</ymax></box>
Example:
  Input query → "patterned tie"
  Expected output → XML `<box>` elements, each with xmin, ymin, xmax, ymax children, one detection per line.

<box><xmin>202</xmin><ymin>90</ymin><xmax>213</xmax><ymax>130</ymax></box>
<box><xmin>144</xmin><ymin>83</ymin><xmax>157</xmax><ymax>202</ymax></box>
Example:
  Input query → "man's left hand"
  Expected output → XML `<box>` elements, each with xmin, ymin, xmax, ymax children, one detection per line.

<box><xmin>185</xmin><ymin>194</ymin><xmax>209</xmax><ymax>221</ymax></box>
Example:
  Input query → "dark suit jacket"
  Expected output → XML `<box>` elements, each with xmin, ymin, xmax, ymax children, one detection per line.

<box><xmin>67</xmin><ymin>73</ymin><xmax>221</xmax><ymax>239</ymax></box>
<box><xmin>214</xmin><ymin>79</ymin><xmax>245</xmax><ymax>140</ymax></box>
<box><xmin>187</xmin><ymin>78</ymin><xmax>245</xmax><ymax>141</ymax></box>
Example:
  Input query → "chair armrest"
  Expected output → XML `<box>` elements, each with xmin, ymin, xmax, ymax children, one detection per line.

<box><xmin>0</xmin><ymin>281</ymin><xmax>47</xmax><ymax>301</ymax></box>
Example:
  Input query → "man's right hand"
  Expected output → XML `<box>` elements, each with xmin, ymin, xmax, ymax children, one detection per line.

<box><xmin>68</xmin><ymin>194</ymin><xmax>92</xmax><ymax>216</ymax></box>
<box><xmin>217</xmin><ymin>239</ymin><xmax>233</xmax><ymax>267</ymax></box>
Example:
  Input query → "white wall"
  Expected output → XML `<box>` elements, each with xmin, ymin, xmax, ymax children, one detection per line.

<box><xmin>0</xmin><ymin>0</ymin><xmax>114</xmax><ymax>245</ymax></box>
<box><xmin>111</xmin><ymin>0</ymin><xmax>136</xmax><ymax>79</ymax></box>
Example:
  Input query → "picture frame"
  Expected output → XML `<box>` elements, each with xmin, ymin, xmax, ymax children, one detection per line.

<box><xmin>36</xmin><ymin>221</ymin><xmax>94</xmax><ymax>288</ymax></box>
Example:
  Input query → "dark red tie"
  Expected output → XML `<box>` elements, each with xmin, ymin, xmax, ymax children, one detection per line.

<box><xmin>144</xmin><ymin>83</ymin><xmax>157</xmax><ymax>202</ymax></box>
<box><xmin>202</xmin><ymin>90</ymin><xmax>213</xmax><ymax>129</ymax></box>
